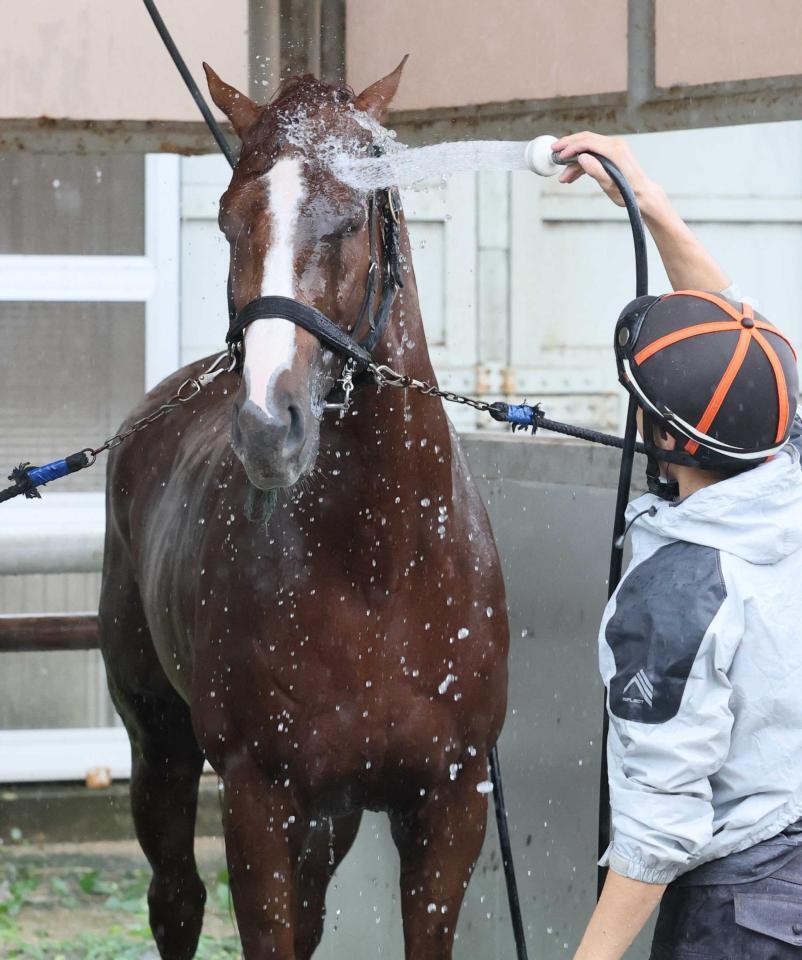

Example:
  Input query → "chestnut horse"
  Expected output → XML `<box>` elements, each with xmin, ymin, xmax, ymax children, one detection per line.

<box><xmin>99</xmin><ymin>59</ymin><xmax>508</xmax><ymax>960</ymax></box>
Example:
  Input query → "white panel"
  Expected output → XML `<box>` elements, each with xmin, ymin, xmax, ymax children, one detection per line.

<box><xmin>442</xmin><ymin>174</ymin><xmax>478</xmax><ymax>369</ymax></box>
<box><xmin>0</xmin><ymin>728</ymin><xmax>213</xmax><ymax>783</ymax></box>
<box><xmin>406</xmin><ymin>220</ymin><xmax>446</xmax><ymax>344</ymax></box>
<box><xmin>145</xmin><ymin>154</ymin><xmax>181</xmax><ymax>389</ymax></box>
<box><xmin>180</xmin><ymin>218</ymin><xmax>230</xmax><ymax>362</ymax></box>
<box><xmin>180</xmin><ymin>155</ymin><xmax>232</xmax><ymax>364</ymax></box>
<box><xmin>0</xmin><ymin>255</ymin><xmax>154</xmax><ymax>301</ymax></box>
<box><xmin>0</xmin><ymin>493</ymin><xmax>104</xmax><ymax>576</ymax></box>
<box><xmin>0</xmin><ymin>727</ymin><xmax>131</xmax><ymax>783</ymax></box>
<box><xmin>511</xmin><ymin>120</ymin><xmax>802</xmax><ymax>431</ymax></box>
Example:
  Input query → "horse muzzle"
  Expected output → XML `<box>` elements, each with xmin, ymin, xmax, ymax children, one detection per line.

<box><xmin>231</xmin><ymin>396</ymin><xmax>315</xmax><ymax>490</ymax></box>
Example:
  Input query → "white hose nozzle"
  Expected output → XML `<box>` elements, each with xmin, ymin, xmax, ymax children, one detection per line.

<box><xmin>524</xmin><ymin>135</ymin><xmax>563</xmax><ymax>177</ymax></box>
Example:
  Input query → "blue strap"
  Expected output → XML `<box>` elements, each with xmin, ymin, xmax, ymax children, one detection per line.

<box><xmin>503</xmin><ymin>404</ymin><xmax>539</xmax><ymax>427</ymax></box>
<box><xmin>26</xmin><ymin>459</ymin><xmax>71</xmax><ymax>487</ymax></box>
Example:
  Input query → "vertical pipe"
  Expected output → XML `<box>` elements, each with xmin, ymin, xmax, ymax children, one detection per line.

<box><xmin>279</xmin><ymin>0</ymin><xmax>315</xmax><ymax>80</ymax></box>
<box><xmin>627</xmin><ymin>0</ymin><xmax>656</xmax><ymax>114</ymax></box>
<box><xmin>320</xmin><ymin>0</ymin><xmax>346</xmax><ymax>84</ymax></box>
<box><xmin>249</xmin><ymin>0</ymin><xmax>281</xmax><ymax>99</ymax></box>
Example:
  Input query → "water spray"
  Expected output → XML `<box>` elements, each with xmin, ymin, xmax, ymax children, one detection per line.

<box><xmin>332</xmin><ymin>134</ymin><xmax>579</xmax><ymax>191</ymax></box>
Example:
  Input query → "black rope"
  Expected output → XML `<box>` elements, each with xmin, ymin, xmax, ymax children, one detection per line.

<box><xmin>141</xmin><ymin>0</ymin><xmax>237</xmax><ymax>168</ymax></box>
<box><xmin>539</xmin><ymin>416</ymin><xmax>644</xmax><ymax>453</ymax></box>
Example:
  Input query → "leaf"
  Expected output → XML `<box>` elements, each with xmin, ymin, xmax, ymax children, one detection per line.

<box><xmin>78</xmin><ymin>869</ymin><xmax>99</xmax><ymax>894</ymax></box>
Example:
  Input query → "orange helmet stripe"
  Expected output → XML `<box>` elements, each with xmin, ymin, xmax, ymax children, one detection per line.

<box><xmin>663</xmin><ymin>289</ymin><xmax>744</xmax><ymax>323</ymax></box>
<box><xmin>684</xmin><ymin>324</ymin><xmax>752</xmax><ymax>456</ymax></box>
<box><xmin>754</xmin><ymin>320</ymin><xmax>798</xmax><ymax>360</ymax></box>
<box><xmin>753</xmin><ymin>326</ymin><xmax>791</xmax><ymax>443</ymax></box>
<box><xmin>634</xmin><ymin>321</ymin><xmax>738</xmax><ymax>366</ymax></box>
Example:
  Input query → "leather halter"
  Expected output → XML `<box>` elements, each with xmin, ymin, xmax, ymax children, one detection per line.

<box><xmin>225</xmin><ymin>188</ymin><xmax>404</xmax><ymax>374</ymax></box>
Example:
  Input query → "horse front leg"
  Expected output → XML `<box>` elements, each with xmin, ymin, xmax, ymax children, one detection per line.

<box><xmin>390</xmin><ymin>758</ymin><xmax>489</xmax><ymax>960</ymax></box>
<box><xmin>220</xmin><ymin>758</ymin><xmax>305</xmax><ymax>959</ymax></box>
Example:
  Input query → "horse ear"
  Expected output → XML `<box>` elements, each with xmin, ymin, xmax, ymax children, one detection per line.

<box><xmin>354</xmin><ymin>55</ymin><xmax>408</xmax><ymax>122</ymax></box>
<box><xmin>203</xmin><ymin>62</ymin><xmax>261</xmax><ymax>139</ymax></box>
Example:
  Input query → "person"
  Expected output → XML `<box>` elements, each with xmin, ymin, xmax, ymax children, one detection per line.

<box><xmin>552</xmin><ymin>132</ymin><xmax>802</xmax><ymax>960</ymax></box>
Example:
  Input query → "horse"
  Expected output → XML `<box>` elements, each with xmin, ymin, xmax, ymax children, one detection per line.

<box><xmin>98</xmin><ymin>58</ymin><xmax>509</xmax><ymax>960</ymax></box>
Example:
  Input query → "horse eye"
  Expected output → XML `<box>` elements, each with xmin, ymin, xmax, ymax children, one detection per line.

<box><xmin>342</xmin><ymin>215</ymin><xmax>365</xmax><ymax>235</ymax></box>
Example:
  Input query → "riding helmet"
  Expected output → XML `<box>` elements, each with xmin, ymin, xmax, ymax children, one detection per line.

<box><xmin>615</xmin><ymin>290</ymin><xmax>799</xmax><ymax>472</ymax></box>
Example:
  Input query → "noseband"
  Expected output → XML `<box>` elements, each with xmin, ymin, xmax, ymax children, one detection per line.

<box><xmin>225</xmin><ymin>188</ymin><xmax>405</xmax><ymax>376</ymax></box>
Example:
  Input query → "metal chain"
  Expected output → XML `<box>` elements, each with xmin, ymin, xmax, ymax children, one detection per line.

<box><xmin>88</xmin><ymin>352</ymin><xmax>236</xmax><ymax>461</ymax></box>
<box><xmin>368</xmin><ymin>363</ymin><xmax>494</xmax><ymax>413</ymax></box>
<box><xmin>81</xmin><ymin>352</ymin><xmax>487</xmax><ymax>470</ymax></box>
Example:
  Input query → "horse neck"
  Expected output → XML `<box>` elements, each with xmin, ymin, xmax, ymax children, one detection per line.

<box><xmin>329</xmin><ymin>240</ymin><xmax>456</xmax><ymax>498</ymax></box>
<box><xmin>371</xmin><ymin>225</ymin><xmax>439</xmax><ymax>382</ymax></box>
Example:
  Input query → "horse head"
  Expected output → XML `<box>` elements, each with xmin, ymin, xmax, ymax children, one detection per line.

<box><xmin>204</xmin><ymin>59</ymin><xmax>407</xmax><ymax>493</ymax></box>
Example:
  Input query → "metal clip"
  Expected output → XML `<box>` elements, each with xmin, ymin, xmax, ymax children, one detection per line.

<box><xmin>325</xmin><ymin>360</ymin><xmax>357</xmax><ymax>419</ymax></box>
<box><xmin>387</xmin><ymin>188</ymin><xmax>401</xmax><ymax>224</ymax></box>
<box><xmin>197</xmin><ymin>350</ymin><xmax>237</xmax><ymax>386</ymax></box>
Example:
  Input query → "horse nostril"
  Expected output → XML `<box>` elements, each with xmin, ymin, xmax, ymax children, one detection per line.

<box><xmin>286</xmin><ymin>403</ymin><xmax>305</xmax><ymax>454</ymax></box>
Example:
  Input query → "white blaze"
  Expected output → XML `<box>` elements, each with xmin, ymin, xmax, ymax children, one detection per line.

<box><xmin>244</xmin><ymin>158</ymin><xmax>305</xmax><ymax>414</ymax></box>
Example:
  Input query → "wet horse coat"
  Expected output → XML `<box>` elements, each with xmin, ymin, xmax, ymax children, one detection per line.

<box><xmin>99</xmin><ymin>62</ymin><xmax>508</xmax><ymax>960</ymax></box>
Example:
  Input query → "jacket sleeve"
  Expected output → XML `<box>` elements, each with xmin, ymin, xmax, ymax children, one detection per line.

<box><xmin>599</xmin><ymin>541</ymin><xmax>741</xmax><ymax>884</ymax></box>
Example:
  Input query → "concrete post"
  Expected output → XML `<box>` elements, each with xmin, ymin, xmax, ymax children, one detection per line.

<box><xmin>249</xmin><ymin>0</ymin><xmax>282</xmax><ymax>99</ymax></box>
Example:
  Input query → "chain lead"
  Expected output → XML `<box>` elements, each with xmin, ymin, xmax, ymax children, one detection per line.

<box><xmin>368</xmin><ymin>363</ymin><xmax>494</xmax><ymax>413</ymax></box>
<box><xmin>90</xmin><ymin>352</ymin><xmax>235</xmax><ymax>457</ymax></box>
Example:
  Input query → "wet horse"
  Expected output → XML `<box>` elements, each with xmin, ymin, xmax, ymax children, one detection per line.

<box><xmin>99</xmin><ymin>59</ymin><xmax>508</xmax><ymax>960</ymax></box>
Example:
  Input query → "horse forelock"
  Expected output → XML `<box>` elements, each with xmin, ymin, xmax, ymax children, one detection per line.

<box><xmin>238</xmin><ymin>75</ymin><xmax>357</xmax><ymax>168</ymax></box>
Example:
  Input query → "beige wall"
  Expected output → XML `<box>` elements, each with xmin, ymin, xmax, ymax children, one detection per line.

<box><xmin>656</xmin><ymin>0</ymin><xmax>802</xmax><ymax>88</ymax></box>
<box><xmin>0</xmin><ymin>0</ymin><xmax>248</xmax><ymax>122</ymax></box>
<box><xmin>346</xmin><ymin>0</ymin><xmax>628</xmax><ymax>111</ymax></box>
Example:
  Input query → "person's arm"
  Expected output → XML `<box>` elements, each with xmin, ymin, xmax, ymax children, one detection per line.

<box><xmin>573</xmin><ymin>871</ymin><xmax>666</xmax><ymax>960</ymax></box>
<box><xmin>551</xmin><ymin>132</ymin><xmax>730</xmax><ymax>293</ymax></box>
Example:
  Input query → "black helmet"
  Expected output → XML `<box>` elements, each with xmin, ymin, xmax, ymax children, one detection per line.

<box><xmin>615</xmin><ymin>290</ymin><xmax>798</xmax><ymax>490</ymax></box>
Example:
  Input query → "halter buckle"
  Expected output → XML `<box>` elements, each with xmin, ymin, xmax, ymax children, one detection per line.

<box><xmin>387</xmin><ymin>188</ymin><xmax>401</xmax><ymax>225</ymax></box>
<box><xmin>324</xmin><ymin>359</ymin><xmax>358</xmax><ymax>419</ymax></box>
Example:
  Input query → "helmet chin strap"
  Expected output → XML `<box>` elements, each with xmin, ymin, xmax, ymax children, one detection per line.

<box><xmin>642</xmin><ymin>412</ymin><xmax>681</xmax><ymax>501</ymax></box>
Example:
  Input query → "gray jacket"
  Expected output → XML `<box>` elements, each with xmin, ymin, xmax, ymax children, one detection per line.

<box><xmin>598</xmin><ymin>423</ymin><xmax>802</xmax><ymax>884</ymax></box>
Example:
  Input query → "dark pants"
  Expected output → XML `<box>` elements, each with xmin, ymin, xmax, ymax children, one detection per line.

<box><xmin>649</xmin><ymin>858</ymin><xmax>802</xmax><ymax>959</ymax></box>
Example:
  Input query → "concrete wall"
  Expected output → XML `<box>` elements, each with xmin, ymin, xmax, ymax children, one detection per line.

<box><xmin>313</xmin><ymin>435</ymin><xmax>652</xmax><ymax>960</ymax></box>
<box><xmin>656</xmin><ymin>0</ymin><xmax>802</xmax><ymax>86</ymax></box>
<box><xmin>347</xmin><ymin>0</ymin><xmax>802</xmax><ymax>111</ymax></box>
<box><xmin>346</xmin><ymin>0</ymin><xmax>628</xmax><ymax>109</ymax></box>
<box><xmin>0</xmin><ymin>0</ymin><xmax>247</xmax><ymax>122</ymax></box>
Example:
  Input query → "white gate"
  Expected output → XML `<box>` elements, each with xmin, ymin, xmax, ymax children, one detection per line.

<box><xmin>510</xmin><ymin>120</ymin><xmax>802</xmax><ymax>431</ymax></box>
<box><xmin>0</xmin><ymin>155</ymin><xmax>181</xmax><ymax>782</ymax></box>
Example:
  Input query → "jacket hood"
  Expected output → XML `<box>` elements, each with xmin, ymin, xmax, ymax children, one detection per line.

<box><xmin>628</xmin><ymin>442</ymin><xmax>802</xmax><ymax>565</ymax></box>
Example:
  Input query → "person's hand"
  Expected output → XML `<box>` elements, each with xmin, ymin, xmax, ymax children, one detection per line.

<box><xmin>551</xmin><ymin>132</ymin><xmax>665</xmax><ymax>217</ymax></box>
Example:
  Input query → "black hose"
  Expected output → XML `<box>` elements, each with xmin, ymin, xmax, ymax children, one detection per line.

<box><xmin>588</xmin><ymin>155</ymin><xmax>648</xmax><ymax>898</ymax></box>
<box><xmin>141</xmin><ymin>0</ymin><xmax>237</xmax><ymax>168</ymax></box>
<box><xmin>490</xmin><ymin>746</ymin><xmax>529</xmax><ymax>960</ymax></box>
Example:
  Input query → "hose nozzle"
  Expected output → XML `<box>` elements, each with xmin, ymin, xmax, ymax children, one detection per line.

<box><xmin>524</xmin><ymin>135</ymin><xmax>577</xmax><ymax>177</ymax></box>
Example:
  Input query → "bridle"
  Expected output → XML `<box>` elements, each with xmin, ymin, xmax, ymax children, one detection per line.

<box><xmin>225</xmin><ymin>183</ymin><xmax>405</xmax><ymax>405</ymax></box>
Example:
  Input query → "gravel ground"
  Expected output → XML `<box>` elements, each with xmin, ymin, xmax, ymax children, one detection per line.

<box><xmin>0</xmin><ymin>837</ymin><xmax>240</xmax><ymax>958</ymax></box>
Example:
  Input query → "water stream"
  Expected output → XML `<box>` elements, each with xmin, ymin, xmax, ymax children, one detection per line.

<box><xmin>331</xmin><ymin>139</ymin><xmax>533</xmax><ymax>191</ymax></box>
